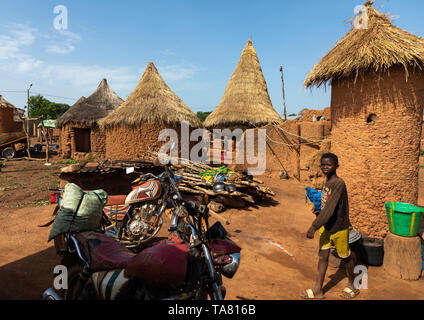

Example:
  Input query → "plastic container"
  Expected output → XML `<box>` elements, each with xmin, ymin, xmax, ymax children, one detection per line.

<box><xmin>384</xmin><ymin>202</ymin><xmax>424</xmax><ymax>237</ymax></box>
<box><xmin>358</xmin><ymin>237</ymin><xmax>384</xmax><ymax>266</ymax></box>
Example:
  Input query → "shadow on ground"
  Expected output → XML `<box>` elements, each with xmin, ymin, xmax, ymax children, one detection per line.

<box><xmin>0</xmin><ymin>246</ymin><xmax>60</xmax><ymax>300</ymax></box>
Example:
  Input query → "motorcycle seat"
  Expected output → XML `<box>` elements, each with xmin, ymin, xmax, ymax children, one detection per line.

<box><xmin>75</xmin><ymin>232</ymin><xmax>136</xmax><ymax>271</ymax></box>
<box><xmin>106</xmin><ymin>195</ymin><xmax>127</xmax><ymax>206</ymax></box>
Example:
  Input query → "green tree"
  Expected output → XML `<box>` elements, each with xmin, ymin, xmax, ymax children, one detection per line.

<box><xmin>196</xmin><ymin>111</ymin><xmax>212</xmax><ymax>123</ymax></box>
<box><xmin>28</xmin><ymin>95</ymin><xmax>70</xmax><ymax>119</ymax></box>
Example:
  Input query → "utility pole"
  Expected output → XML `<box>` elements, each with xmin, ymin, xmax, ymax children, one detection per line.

<box><xmin>280</xmin><ymin>66</ymin><xmax>287</xmax><ymax>121</ymax></box>
<box><xmin>26</xmin><ymin>83</ymin><xmax>32</xmax><ymax>158</ymax></box>
<box><xmin>27</xmin><ymin>83</ymin><xmax>32</xmax><ymax>133</ymax></box>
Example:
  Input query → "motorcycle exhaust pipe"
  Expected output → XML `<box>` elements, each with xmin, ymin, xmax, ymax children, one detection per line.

<box><xmin>42</xmin><ymin>288</ymin><xmax>63</xmax><ymax>300</ymax></box>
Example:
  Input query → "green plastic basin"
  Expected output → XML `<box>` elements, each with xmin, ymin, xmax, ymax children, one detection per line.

<box><xmin>385</xmin><ymin>202</ymin><xmax>424</xmax><ymax>237</ymax></box>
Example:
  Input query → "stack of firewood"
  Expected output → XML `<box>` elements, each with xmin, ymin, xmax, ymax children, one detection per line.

<box><xmin>145</xmin><ymin>151</ymin><xmax>275</xmax><ymax>207</ymax></box>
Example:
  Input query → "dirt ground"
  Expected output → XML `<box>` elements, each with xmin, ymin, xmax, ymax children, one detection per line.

<box><xmin>0</xmin><ymin>157</ymin><xmax>423</xmax><ymax>300</ymax></box>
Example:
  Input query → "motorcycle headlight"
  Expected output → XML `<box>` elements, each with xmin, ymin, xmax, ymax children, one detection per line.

<box><xmin>221</xmin><ymin>253</ymin><xmax>240</xmax><ymax>279</ymax></box>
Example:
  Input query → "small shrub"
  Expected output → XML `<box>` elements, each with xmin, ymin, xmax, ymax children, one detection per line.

<box><xmin>62</xmin><ymin>159</ymin><xmax>80</xmax><ymax>165</ymax></box>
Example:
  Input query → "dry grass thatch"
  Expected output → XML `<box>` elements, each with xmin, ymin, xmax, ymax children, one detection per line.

<box><xmin>304</xmin><ymin>1</ymin><xmax>424</xmax><ymax>88</ymax></box>
<box><xmin>203</xmin><ymin>40</ymin><xmax>282</xmax><ymax>128</ymax></box>
<box><xmin>56</xmin><ymin>79</ymin><xmax>123</xmax><ymax>128</ymax></box>
<box><xmin>0</xmin><ymin>95</ymin><xmax>16</xmax><ymax>109</ymax></box>
<box><xmin>99</xmin><ymin>62</ymin><xmax>202</xmax><ymax>129</ymax></box>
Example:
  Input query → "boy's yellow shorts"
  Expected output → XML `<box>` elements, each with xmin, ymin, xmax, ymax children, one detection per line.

<box><xmin>319</xmin><ymin>226</ymin><xmax>351</xmax><ymax>259</ymax></box>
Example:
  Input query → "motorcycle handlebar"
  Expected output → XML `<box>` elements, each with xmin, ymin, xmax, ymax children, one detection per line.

<box><xmin>139</xmin><ymin>173</ymin><xmax>159</xmax><ymax>181</ymax></box>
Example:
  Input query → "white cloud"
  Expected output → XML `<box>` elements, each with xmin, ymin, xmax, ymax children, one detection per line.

<box><xmin>158</xmin><ymin>63</ymin><xmax>200</xmax><ymax>82</ymax></box>
<box><xmin>160</xmin><ymin>48</ymin><xmax>176</xmax><ymax>56</ymax></box>
<box><xmin>0</xmin><ymin>24</ymin><xmax>37</xmax><ymax>60</ymax></box>
<box><xmin>46</xmin><ymin>43</ymin><xmax>75</xmax><ymax>54</ymax></box>
<box><xmin>0</xmin><ymin>23</ymin><xmax>201</xmax><ymax>107</ymax></box>
<box><xmin>46</xmin><ymin>29</ymin><xmax>81</xmax><ymax>55</ymax></box>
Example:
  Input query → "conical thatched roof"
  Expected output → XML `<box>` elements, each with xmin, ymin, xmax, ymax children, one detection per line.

<box><xmin>56</xmin><ymin>79</ymin><xmax>123</xmax><ymax>128</ymax></box>
<box><xmin>203</xmin><ymin>40</ymin><xmax>282</xmax><ymax>128</ymax></box>
<box><xmin>99</xmin><ymin>62</ymin><xmax>202</xmax><ymax>129</ymax></box>
<box><xmin>304</xmin><ymin>1</ymin><xmax>424</xmax><ymax>88</ymax></box>
<box><xmin>0</xmin><ymin>95</ymin><xmax>16</xmax><ymax>109</ymax></box>
<box><xmin>75</xmin><ymin>96</ymin><xmax>86</xmax><ymax>104</ymax></box>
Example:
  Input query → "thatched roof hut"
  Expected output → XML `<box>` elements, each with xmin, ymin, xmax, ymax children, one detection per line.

<box><xmin>100</xmin><ymin>62</ymin><xmax>201</xmax><ymax>129</ymax></box>
<box><xmin>304</xmin><ymin>1</ymin><xmax>424</xmax><ymax>238</ymax></box>
<box><xmin>204</xmin><ymin>40</ymin><xmax>282</xmax><ymax>129</ymax></box>
<box><xmin>304</xmin><ymin>1</ymin><xmax>424</xmax><ymax>88</ymax></box>
<box><xmin>56</xmin><ymin>79</ymin><xmax>122</xmax><ymax>128</ymax></box>
<box><xmin>99</xmin><ymin>62</ymin><xmax>202</xmax><ymax>161</ymax></box>
<box><xmin>57</xmin><ymin>79</ymin><xmax>123</xmax><ymax>159</ymax></box>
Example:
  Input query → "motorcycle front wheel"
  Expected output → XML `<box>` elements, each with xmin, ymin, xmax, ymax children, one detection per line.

<box><xmin>57</xmin><ymin>264</ymin><xmax>95</xmax><ymax>300</ymax></box>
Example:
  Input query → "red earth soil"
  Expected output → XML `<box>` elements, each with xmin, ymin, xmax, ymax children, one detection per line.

<box><xmin>0</xmin><ymin>158</ymin><xmax>423</xmax><ymax>300</ymax></box>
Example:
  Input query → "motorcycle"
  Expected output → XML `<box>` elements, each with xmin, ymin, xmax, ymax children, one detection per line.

<box><xmin>42</xmin><ymin>189</ymin><xmax>241</xmax><ymax>300</ymax></box>
<box><xmin>48</xmin><ymin>163</ymin><xmax>190</xmax><ymax>250</ymax></box>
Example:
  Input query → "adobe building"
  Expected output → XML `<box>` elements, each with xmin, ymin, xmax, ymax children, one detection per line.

<box><xmin>304</xmin><ymin>1</ymin><xmax>424</xmax><ymax>238</ymax></box>
<box><xmin>204</xmin><ymin>40</ymin><xmax>282</xmax><ymax>164</ymax></box>
<box><xmin>56</xmin><ymin>79</ymin><xmax>123</xmax><ymax>159</ymax></box>
<box><xmin>99</xmin><ymin>62</ymin><xmax>203</xmax><ymax>161</ymax></box>
<box><xmin>0</xmin><ymin>95</ymin><xmax>23</xmax><ymax>133</ymax></box>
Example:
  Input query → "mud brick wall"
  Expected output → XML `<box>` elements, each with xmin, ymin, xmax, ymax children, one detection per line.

<box><xmin>300</xmin><ymin>107</ymin><xmax>331</xmax><ymax>122</ymax></box>
<box><xmin>264</xmin><ymin>122</ymin><xmax>301</xmax><ymax>179</ymax></box>
<box><xmin>233</xmin><ymin>121</ymin><xmax>331</xmax><ymax>181</ymax></box>
<box><xmin>104</xmin><ymin>121</ymin><xmax>199</xmax><ymax>161</ymax></box>
<box><xmin>59</xmin><ymin>123</ymin><xmax>107</xmax><ymax>159</ymax></box>
<box><xmin>60</xmin><ymin>171</ymin><xmax>141</xmax><ymax>195</ymax></box>
<box><xmin>331</xmin><ymin>66</ymin><xmax>424</xmax><ymax>239</ymax></box>
<box><xmin>0</xmin><ymin>108</ymin><xmax>22</xmax><ymax>133</ymax></box>
<box><xmin>299</xmin><ymin>122</ymin><xmax>326</xmax><ymax>182</ymax></box>
<box><xmin>90</xmin><ymin>125</ymin><xmax>106</xmax><ymax>158</ymax></box>
<box><xmin>60</xmin><ymin>125</ymin><xmax>72</xmax><ymax>159</ymax></box>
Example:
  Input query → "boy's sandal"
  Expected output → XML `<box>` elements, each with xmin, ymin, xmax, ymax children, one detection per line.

<box><xmin>301</xmin><ymin>289</ymin><xmax>326</xmax><ymax>300</ymax></box>
<box><xmin>341</xmin><ymin>287</ymin><xmax>360</xmax><ymax>299</ymax></box>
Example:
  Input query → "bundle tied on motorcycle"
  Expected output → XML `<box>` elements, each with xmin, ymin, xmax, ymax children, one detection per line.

<box><xmin>48</xmin><ymin>183</ymin><xmax>108</xmax><ymax>242</ymax></box>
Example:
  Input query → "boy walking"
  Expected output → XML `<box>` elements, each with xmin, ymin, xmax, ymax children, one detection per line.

<box><xmin>303</xmin><ymin>153</ymin><xmax>359</xmax><ymax>299</ymax></box>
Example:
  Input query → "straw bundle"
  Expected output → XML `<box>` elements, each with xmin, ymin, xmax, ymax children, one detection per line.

<box><xmin>304</xmin><ymin>1</ymin><xmax>424</xmax><ymax>88</ymax></box>
<box><xmin>204</xmin><ymin>40</ymin><xmax>282</xmax><ymax>128</ymax></box>
<box><xmin>99</xmin><ymin>62</ymin><xmax>202</xmax><ymax>129</ymax></box>
<box><xmin>56</xmin><ymin>79</ymin><xmax>123</xmax><ymax>128</ymax></box>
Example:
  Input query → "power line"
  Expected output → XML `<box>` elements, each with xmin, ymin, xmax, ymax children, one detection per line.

<box><xmin>32</xmin><ymin>92</ymin><xmax>77</xmax><ymax>101</ymax></box>
<box><xmin>0</xmin><ymin>90</ymin><xmax>78</xmax><ymax>101</ymax></box>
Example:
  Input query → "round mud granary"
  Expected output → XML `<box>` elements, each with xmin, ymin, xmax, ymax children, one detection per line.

<box><xmin>56</xmin><ymin>79</ymin><xmax>123</xmax><ymax>159</ymax></box>
<box><xmin>99</xmin><ymin>62</ymin><xmax>203</xmax><ymax>161</ymax></box>
<box><xmin>304</xmin><ymin>2</ymin><xmax>424</xmax><ymax>238</ymax></box>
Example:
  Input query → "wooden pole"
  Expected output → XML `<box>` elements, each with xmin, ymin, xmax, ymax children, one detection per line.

<box><xmin>39</xmin><ymin>118</ymin><xmax>50</xmax><ymax>164</ymax></box>
<box><xmin>280</xmin><ymin>66</ymin><xmax>287</xmax><ymax>121</ymax></box>
<box><xmin>19</xmin><ymin>115</ymin><xmax>31</xmax><ymax>159</ymax></box>
<box><xmin>25</xmin><ymin>84</ymin><xmax>32</xmax><ymax>159</ymax></box>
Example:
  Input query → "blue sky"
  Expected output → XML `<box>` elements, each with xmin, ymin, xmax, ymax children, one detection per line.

<box><xmin>0</xmin><ymin>0</ymin><xmax>423</xmax><ymax>116</ymax></box>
